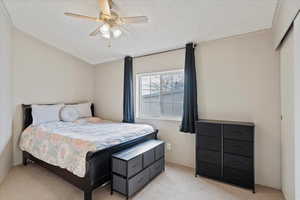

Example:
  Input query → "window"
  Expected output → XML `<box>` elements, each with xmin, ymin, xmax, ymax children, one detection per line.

<box><xmin>136</xmin><ymin>69</ymin><xmax>184</xmax><ymax>120</ymax></box>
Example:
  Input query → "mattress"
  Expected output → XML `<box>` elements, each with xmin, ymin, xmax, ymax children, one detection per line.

<box><xmin>19</xmin><ymin>117</ymin><xmax>155</xmax><ymax>177</ymax></box>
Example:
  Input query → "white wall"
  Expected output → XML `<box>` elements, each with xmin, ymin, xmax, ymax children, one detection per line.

<box><xmin>94</xmin><ymin>29</ymin><xmax>281</xmax><ymax>189</ymax></box>
<box><xmin>12</xmin><ymin>29</ymin><xmax>95</xmax><ymax>165</ymax></box>
<box><xmin>0</xmin><ymin>2</ymin><xmax>13</xmax><ymax>184</ymax></box>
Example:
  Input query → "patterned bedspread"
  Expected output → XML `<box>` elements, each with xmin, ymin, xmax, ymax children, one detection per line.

<box><xmin>19</xmin><ymin>117</ymin><xmax>155</xmax><ymax>177</ymax></box>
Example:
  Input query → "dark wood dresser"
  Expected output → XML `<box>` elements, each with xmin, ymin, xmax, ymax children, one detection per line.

<box><xmin>195</xmin><ymin>119</ymin><xmax>255</xmax><ymax>192</ymax></box>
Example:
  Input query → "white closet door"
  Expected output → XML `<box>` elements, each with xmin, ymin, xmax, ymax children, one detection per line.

<box><xmin>294</xmin><ymin>14</ymin><xmax>300</xmax><ymax>200</ymax></box>
<box><xmin>280</xmin><ymin>25</ymin><xmax>295</xmax><ymax>200</ymax></box>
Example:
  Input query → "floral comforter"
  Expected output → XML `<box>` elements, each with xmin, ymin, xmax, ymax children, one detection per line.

<box><xmin>19</xmin><ymin>118</ymin><xmax>155</xmax><ymax>177</ymax></box>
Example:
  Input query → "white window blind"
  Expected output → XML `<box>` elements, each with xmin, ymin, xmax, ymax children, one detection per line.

<box><xmin>136</xmin><ymin>69</ymin><xmax>184</xmax><ymax>120</ymax></box>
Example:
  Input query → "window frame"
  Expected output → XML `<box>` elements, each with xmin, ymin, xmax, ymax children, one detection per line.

<box><xmin>135</xmin><ymin>69</ymin><xmax>184</xmax><ymax>121</ymax></box>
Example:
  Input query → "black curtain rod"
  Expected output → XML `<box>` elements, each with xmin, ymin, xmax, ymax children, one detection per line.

<box><xmin>133</xmin><ymin>43</ymin><xmax>197</xmax><ymax>59</ymax></box>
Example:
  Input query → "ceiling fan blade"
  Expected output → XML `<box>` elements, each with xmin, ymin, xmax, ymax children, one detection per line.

<box><xmin>64</xmin><ymin>12</ymin><xmax>101</xmax><ymax>22</ymax></box>
<box><xmin>119</xmin><ymin>25</ymin><xmax>130</xmax><ymax>34</ymax></box>
<box><xmin>89</xmin><ymin>26</ymin><xmax>101</xmax><ymax>36</ymax></box>
<box><xmin>99</xmin><ymin>0</ymin><xmax>111</xmax><ymax>17</ymax></box>
<box><xmin>120</xmin><ymin>16</ymin><xmax>148</xmax><ymax>24</ymax></box>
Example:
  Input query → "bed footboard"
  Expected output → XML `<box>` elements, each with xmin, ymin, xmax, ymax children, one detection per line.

<box><xmin>23</xmin><ymin>130</ymin><xmax>158</xmax><ymax>200</ymax></box>
<box><xmin>86</xmin><ymin>130</ymin><xmax>157</xmax><ymax>187</ymax></box>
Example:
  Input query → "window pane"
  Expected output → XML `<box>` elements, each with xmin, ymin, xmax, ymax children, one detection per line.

<box><xmin>142</xmin><ymin>90</ymin><xmax>153</xmax><ymax>103</ymax></box>
<box><xmin>160</xmin><ymin>71</ymin><xmax>184</xmax><ymax>118</ymax></box>
<box><xmin>161</xmin><ymin>93</ymin><xmax>183</xmax><ymax>117</ymax></box>
<box><xmin>141</xmin><ymin>89</ymin><xmax>150</xmax><ymax>96</ymax></box>
<box><xmin>140</xmin><ymin>102</ymin><xmax>150</xmax><ymax>117</ymax></box>
<box><xmin>140</xmin><ymin>101</ymin><xmax>160</xmax><ymax>118</ymax></box>
<box><xmin>149</xmin><ymin>94</ymin><xmax>160</xmax><ymax>102</ymax></box>
<box><xmin>149</xmin><ymin>102</ymin><xmax>160</xmax><ymax>117</ymax></box>
<box><xmin>161</xmin><ymin>74</ymin><xmax>173</xmax><ymax>93</ymax></box>
<box><xmin>150</xmin><ymin>75</ymin><xmax>160</xmax><ymax>92</ymax></box>
<box><xmin>138</xmin><ymin>70</ymin><xmax>184</xmax><ymax>119</ymax></box>
<box><xmin>173</xmin><ymin>72</ymin><xmax>184</xmax><ymax>91</ymax></box>
<box><xmin>141</xmin><ymin>76</ymin><xmax>150</xmax><ymax>90</ymax></box>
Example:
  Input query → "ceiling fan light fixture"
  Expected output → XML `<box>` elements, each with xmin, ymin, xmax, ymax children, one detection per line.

<box><xmin>100</xmin><ymin>23</ymin><xmax>110</xmax><ymax>34</ymax></box>
<box><xmin>112</xmin><ymin>29</ymin><xmax>122</xmax><ymax>38</ymax></box>
<box><xmin>102</xmin><ymin>32</ymin><xmax>111</xmax><ymax>39</ymax></box>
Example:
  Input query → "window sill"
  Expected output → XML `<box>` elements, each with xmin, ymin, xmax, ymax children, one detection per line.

<box><xmin>136</xmin><ymin>117</ymin><xmax>182</xmax><ymax>122</ymax></box>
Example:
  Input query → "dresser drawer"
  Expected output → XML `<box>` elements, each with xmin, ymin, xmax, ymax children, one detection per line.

<box><xmin>196</xmin><ymin>123</ymin><xmax>221</xmax><ymax>137</ymax></box>
<box><xmin>223</xmin><ymin>167</ymin><xmax>253</xmax><ymax>189</ymax></box>
<box><xmin>128</xmin><ymin>168</ymin><xmax>150</xmax><ymax>196</ymax></box>
<box><xmin>113</xmin><ymin>174</ymin><xmax>127</xmax><ymax>195</ymax></box>
<box><xmin>197</xmin><ymin>150</ymin><xmax>221</xmax><ymax>165</ymax></box>
<box><xmin>154</xmin><ymin>143</ymin><xmax>164</xmax><ymax>160</ymax></box>
<box><xmin>198</xmin><ymin>135</ymin><xmax>221</xmax><ymax>151</ymax></box>
<box><xmin>224</xmin><ymin>153</ymin><xmax>253</xmax><ymax>171</ymax></box>
<box><xmin>112</xmin><ymin>158</ymin><xmax>127</xmax><ymax>176</ymax></box>
<box><xmin>197</xmin><ymin>162</ymin><xmax>221</xmax><ymax>179</ymax></box>
<box><xmin>149</xmin><ymin>158</ymin><xmax>164</xmax><ymax>179</ymax></box>
<box><xmin>224</xmin><ymin>125</ymin><xmax>254</xmax><ymax>141</ymax></box>
<box><xmin>127</xmin><ymin>155</ymin><xmax>143</xmax><ymax>177</ymax></box>
<box><xmin>143</xmin><ymin>149</ymin><xmax>155</xmax><ymax>168</ymax></box>
<box><xmin>224</xmin><ymin>139</ymin><xmax>253</xmax><ymax>157</ymax></box>
<box><xmin>112</xmin><ymin>155</ymin><xmax>143</xmax><ymax>177</ymax></box>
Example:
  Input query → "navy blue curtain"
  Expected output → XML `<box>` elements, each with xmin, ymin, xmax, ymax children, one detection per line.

<box><xmin>180</xmin><ymin>43</ymin><xmax>198</xmax><ymax>133</ymax></box>
<box><xmin>123</xmin><ymin>56</ymin><xmax>135</xmax><ymax>123</ymax></box>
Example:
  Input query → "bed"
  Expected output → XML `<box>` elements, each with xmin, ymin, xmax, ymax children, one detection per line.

<box><xmin>21</xmin><ymin>104</ymin><xmax>158</xmax><ymax>200</ymax></box>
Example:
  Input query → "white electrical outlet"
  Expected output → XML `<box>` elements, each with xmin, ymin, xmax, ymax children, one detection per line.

<box><xmin>166</xmin><ymin>143</ymin><xmax>171</xmax><ymax>151</ymax></box>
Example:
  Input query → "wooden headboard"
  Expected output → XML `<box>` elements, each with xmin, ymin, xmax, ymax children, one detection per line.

<box><xmin>22</xmin><ymin>103</ymin><xmax>95</xmax><ymax>130</ymax></box>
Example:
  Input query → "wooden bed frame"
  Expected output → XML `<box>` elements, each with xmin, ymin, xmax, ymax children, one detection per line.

<box><xmin>21</xmin><ymin>104</ymin><xmax>158</xmax><ymax>200</ymax></box>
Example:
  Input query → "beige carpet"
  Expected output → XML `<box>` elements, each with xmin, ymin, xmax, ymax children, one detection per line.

<box><xmin>0</xmin><ymin>163</ymin><xmax>284</xmax><ymax>200</ymax></box>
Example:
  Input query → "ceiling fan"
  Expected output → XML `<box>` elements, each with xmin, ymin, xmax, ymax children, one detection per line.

<box><xmin>64</xmin><ymin>0</ymin><xmax>148</xmax><ymax>40</ymax></box>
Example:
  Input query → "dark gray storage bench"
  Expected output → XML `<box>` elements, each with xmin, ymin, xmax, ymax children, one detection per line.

<box><xmin>111</xmin><ymin>139</ymin><xmax>165</xmax><ymax>199</ymax></box>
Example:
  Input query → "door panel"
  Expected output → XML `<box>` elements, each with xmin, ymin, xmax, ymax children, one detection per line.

<box><xmin>280</xmin><ymin>27</ymin><xmax>295</xmax><ymax>200</ymax></box>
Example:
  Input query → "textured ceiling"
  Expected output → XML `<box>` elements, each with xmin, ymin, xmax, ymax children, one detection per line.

<box><xmin>4</xmin><ymin>0</ymin><xmax>278</xmax><ymax>64</ymax></box>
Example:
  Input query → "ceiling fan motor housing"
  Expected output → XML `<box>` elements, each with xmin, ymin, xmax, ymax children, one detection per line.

<box><xmin>100</xmin><ymin>11</ymin><xmax>120</xmax><ymax>27</ymax></box>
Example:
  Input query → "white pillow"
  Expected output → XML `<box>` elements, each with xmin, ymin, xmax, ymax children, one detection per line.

<box><xmin>66</xmin><ymin>102</ymin><xmax>92</xmax><ymax>118</ymax></box>
<box><xmin>31</xmin><ymin>104</ymin><xmax>64</xmax><ymax>126</ymax></box>
<box><xmin>60</xmin><ymin>106</ymin><xmax>79</xmax><ymax>122</ymax></box>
